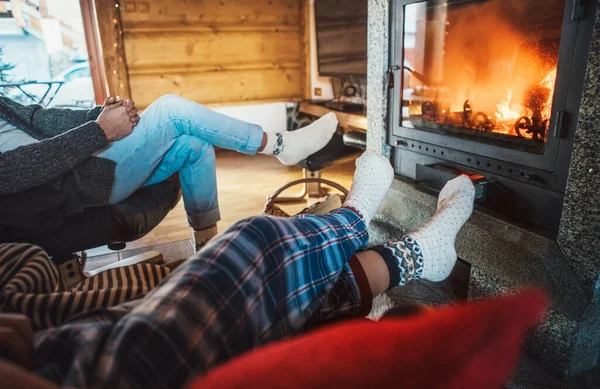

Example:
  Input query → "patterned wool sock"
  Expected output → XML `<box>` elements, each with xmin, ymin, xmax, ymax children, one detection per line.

<box><xmin>343</xmin><ymin>150</ymin><xmax>394</xmax><ymax>225</ymax></box>
<box><xmin>370</xmin><ymin>175</ymin><xmax>475</xmax><ymax>288</ymax></box>
<box><xmin>259</xmin><ymin>112</ymin><xmax>339</xmax><ymax>165</ymax></box>
<box><xmin>193</xmin><ymin>225</ymin><xmax>218</xmax><ymax>252</ymax></box>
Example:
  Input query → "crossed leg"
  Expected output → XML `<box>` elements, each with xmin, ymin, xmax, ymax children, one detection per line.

<box><xmin>96</xmin><ymin>95</ymin><xmax>340</xmax><ymax>248</ymax></box>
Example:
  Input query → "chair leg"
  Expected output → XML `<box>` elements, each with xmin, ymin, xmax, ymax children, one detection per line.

<box><xmin>83</xmin><ymin>250</ymin><xmax>163</xmax><ymax>278</ymax></box>
<box><xmin>274</xmin><ymin>169</ymin><xmax>329</xmax><ymax>203</ymax></box>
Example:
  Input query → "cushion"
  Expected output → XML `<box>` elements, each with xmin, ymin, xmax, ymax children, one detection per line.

<box><xmin>189</xmin><ymin>288</ymin><xmax>547</xmax><ymax>389</ymax></box>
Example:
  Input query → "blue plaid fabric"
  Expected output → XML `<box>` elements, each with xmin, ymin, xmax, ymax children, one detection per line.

<box><xmin>34</xmin><ymin>207</ymin><xmax>369</xmax><ymax>389</ymax></box>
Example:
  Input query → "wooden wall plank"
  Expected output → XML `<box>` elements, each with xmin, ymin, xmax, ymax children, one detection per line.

<box><xmin>125</xmin><ymin>31</ymin><xmax>301</xmax><ymax>71</ymax></box>
<box><xmin>120</xmin><ymin>0</ymin><xmax>300</xmax><ymax>26</ymax></box>
<box><xmin>118</xmin><ymin>0</ymin><xmax>304</xmax><ymax>106</ymax></box>
<box><xmin>301</xmin><ymin>0</ymin><xmax>312</xmax><ymax>100</ymax></box>
<box><xmin>130</xmin><ymin>67</ymin><xmax>302</xmax><ymax>108</ymax></box>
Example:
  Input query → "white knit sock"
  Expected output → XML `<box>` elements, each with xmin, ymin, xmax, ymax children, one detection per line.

<box><xmin>260</xmin><ymin>112</ymin><xmax>339</xmax><ymax>166</ymax></box>
<box><xmin>343</xmin><ymin>150</ymin><xmax>394</xmax><ymax>225</ymax></box>
<box><xmin>372</xmin><ymin>175</ymin><xmax>474</xmax><ymax>288</ymax></box>
<box><xmin>409</xmin><ymin>175</ymin><xmax>475</xmax><ymax>282</ymax></box>
<box><xmin>193</xmin><ymin>225</ymin><xmax>218</xmax><ymax>252</ymax></box>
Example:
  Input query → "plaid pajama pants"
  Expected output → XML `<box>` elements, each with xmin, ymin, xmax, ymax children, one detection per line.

<box><xmin>34</xmin><ymin>207</ymin><xmax>373</xmax><ymax>389</ymax></box>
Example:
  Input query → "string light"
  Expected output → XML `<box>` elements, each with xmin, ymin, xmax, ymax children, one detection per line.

<box><xmin>111</xmin><ymin>0</ymin><xmax>128</xmax><ymax>98</ymax></box>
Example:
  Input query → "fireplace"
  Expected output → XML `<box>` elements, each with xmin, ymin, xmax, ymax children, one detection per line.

<box><xmin>387</xmin><ymin>0</ymin><xmax>595</xmax><ymax>232</ymax></box>
<box><xmin>369</xmin><ymin>0</ymin><xmax>600</xmax><ymax>381</ymax></box>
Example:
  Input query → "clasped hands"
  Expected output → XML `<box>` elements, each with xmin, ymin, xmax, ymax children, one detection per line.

<box><xmin>95</xmin><ymin>96</ymin><xmax>140</xmax><ymax>141</ymax></box>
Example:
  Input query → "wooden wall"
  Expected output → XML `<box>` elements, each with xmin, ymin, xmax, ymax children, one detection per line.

<box><xmin>97</xmin><ymin>0</ymin><xmax>307</xmax><ymax>108</ymax></box>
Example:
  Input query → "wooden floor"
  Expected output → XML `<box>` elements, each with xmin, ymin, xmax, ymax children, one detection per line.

<box><xmin>122</xmin><ymin>149</ymin><xmax>356</xmax><ymax>250</ymax></box>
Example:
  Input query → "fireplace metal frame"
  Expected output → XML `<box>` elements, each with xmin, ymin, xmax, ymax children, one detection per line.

<box><xmin>387</xmin><ymin>0</ymin><xmax>596</xmax><ymax>232</ymax></box>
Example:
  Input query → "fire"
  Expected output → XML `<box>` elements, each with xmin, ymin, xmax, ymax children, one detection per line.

<box><xmin>490</xmin><ymin>67</ymin><xmax>557</xmax><ymax>137</ymax></box>
<box><xmin>493</xmin><ymin>89</ymin><xmax>524</xmax><ymax>136</ymax></box>
<box><xmin>540</xmin><ymin>68</ymin><xmax>557</xmax><ymax>91</ymax></box>
<box><xmin>495</xmin><ymin>89</ymin><xmax>522</xmax><ymax>122</ymax></box>
<box><xmin>540</xmin><ymin>67</ymin><xmax>557</xmax><ymax>118</ymax></box>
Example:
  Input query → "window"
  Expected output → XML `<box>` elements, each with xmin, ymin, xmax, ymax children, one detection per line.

<box><xmin>0</xmin><ymin>0</ymin><xmax>12</xmax><ymax>18</ymax></box>
<box><xmin>63</xmin><ymin>66</ymin><xmax>91</xmax><ymax>81</ymax></box>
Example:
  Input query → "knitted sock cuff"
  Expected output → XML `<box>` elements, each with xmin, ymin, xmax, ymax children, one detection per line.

<box><xmin>368</xmin><ymin>245</ymin><xmax>400</xmax><ymax>290</ymax></box>
<box><xmin>272</xmin><ymin>132</ymin><xmax>284</xmax><ymax>156</ymax></box>
<box><xmin>368</xmin><ymin>236</ymin><xmax>424</xmax><ymax>290</ymax></box>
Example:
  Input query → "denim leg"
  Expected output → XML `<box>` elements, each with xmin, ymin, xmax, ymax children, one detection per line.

<box><xmin>139</xmin><ymin>94</ymin><xmax>264</xmax><ymax>155</ymax></box>
<box><xmin>98</xmin><ymin>94</ymin><xmax>264</xmax><ymax>215</ymax></box>
<box><xmin>144</xmin><ymin>136</ymin><xmax>220</xmax><ymax>230</ymax></box>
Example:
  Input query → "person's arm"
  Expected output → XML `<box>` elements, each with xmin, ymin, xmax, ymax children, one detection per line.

<box><xmin>31</xmin><ymin>97</ymin><xmax>139</xmax><ymax>137</ymax></box>
<box><xmin>0</xmin><ymin>122</ymin><xmax>109</xmax><ymax>195</ymax></box>
<box><xmin>32</xmin><ymin>104</ymin><xmax>104</xmax><ymax>137</ymax></box>
<box><xmin>0</xmin><ymin>101</ymin><xmax>136</xmax><ymax>195</ymax></box>
<box><xmin>0</xmin><ymin>97</ymin><xmax>103</xmax><ymax>138</ymax></box>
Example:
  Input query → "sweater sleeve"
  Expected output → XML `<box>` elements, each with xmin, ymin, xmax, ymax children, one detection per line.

<box><xmin>0</xmin><ymin>122</ymin><xmax>109</xmax><ymax>195</ymax></box>
<box><xmin>30</xmin><ymin>105</ymin><xmax>104</xmax><ymax>138</ymax></box>
<box><xmin>0</xmin><ymin>97</ymin><xmax>104</xmax><ymax>138</ymax></box>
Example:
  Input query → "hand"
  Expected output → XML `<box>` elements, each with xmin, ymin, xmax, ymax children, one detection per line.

<box><xmin>0</xmin><ymin>314</ymin><xmax>60</xmax><ymax>388</ymax></box>
<box><xmin>0</xmin><ymin>361</ymin><xmax>60</xmax><ymax>389</ymax></box>
<box><xmin>95</xmin><ymin>100</ymin><xmax>134</xmax><ymax>141</ymax></box>
<box><xmin>103</xmin><ymin>96</ymin><xmax>118</xmax><ymax>106</ymax></box>
<box><xmin>0</xmin><ymin>314</ymin><xmax>33</xmax><ymax>369</ymax></box>
<box><xmin>123</xmin><ymin>99</ymin><xmax>140</xmax><ymax>127</ymax></box>
<box><xmin>104</xmin><ymin>97</ymin><xmax>140</xmax><ymax>127</ymax></box>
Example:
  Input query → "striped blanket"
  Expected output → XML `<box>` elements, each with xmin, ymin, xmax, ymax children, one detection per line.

<box><xmin>0</xmin><ymin>243</ymin><xmax>170</xmax><ymax>330</ymax></box>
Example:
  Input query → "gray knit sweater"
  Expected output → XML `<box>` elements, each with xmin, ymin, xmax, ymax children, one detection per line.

<box><xmin>0</xmin><ymin>97</ymin><xmax>116</xmax><ymax>214</ymax></box>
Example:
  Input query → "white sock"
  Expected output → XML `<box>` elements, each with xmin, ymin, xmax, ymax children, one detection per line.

<box><xmin>260</xmin><ymin>112</ymin><xmax>339</xmax><ymax>166</ymax></box>
<box><xmin>343</xmin><ymin>150</ymin><xmax>394</xmax><ymax>225</ymax></box>
<box><xmin>193</xmin><ymin>225</ymin><xmax>218</xmax><ymax>251</ymax></box>
<box><xmin>409</xmin><ymin>175</ymin><xmax>475</xmax><ymax>282</ymax></box>
<box><xmin>372</xmin><ymin>175</ymin><xmax>475</xmax><ymax>289</ymax></box>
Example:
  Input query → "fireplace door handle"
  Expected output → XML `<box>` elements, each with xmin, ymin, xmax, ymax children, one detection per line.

<box><xmin>387</xmin><ymin>65</ymin><xmax>400</xmax><ymax>89</ymax></box>
<box><xmin>415</xmin><ymin>178</ymin><xmax>490</xmax><ymax>200</ymax></box>
<box><xmin>415</xmin><ymin>163</ymin><xmax>491</xmax><ymax>200</ymax></box>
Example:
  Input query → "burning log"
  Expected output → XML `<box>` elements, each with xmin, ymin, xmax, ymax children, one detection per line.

<box><xmin>514</xmin><ymin>84</ymin><xmax>551</xmax><ymax>141</ymax></box>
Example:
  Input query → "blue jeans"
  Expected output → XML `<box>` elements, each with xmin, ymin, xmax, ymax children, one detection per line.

<box><xmin>97</xmin><ymin>95</ymin><xmax>264</xmax><ymax>230</ymax></box>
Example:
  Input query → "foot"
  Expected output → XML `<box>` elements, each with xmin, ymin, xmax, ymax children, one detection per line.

<box><xmin>193</xmin><ymin>225</ymin><xmax>218</xmax><ymax>252</ymax></box>
<box><xmin>372</xmin><ymin>175</ymin><xmax>474</xmax><ymax>289</ymax></box>
<box><xmin>409</xmin><ymin>175</ymin><xmax>475</xmax><ymax>282</ymax></box>
<box><xmin>343</xmin><ymin>150</ymin><xmax>394</xmax><ymax>225</ymax></box>
<box><xmin>260</xmin><ymin>112</ymin><xmax>339</xmax><ymax>165</ymax></box>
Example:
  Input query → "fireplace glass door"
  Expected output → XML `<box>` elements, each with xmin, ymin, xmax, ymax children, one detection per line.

<box><xmin>399</xmin><ymin>0</ymin><xmax>565</xmax><ymax>154</ymax></box>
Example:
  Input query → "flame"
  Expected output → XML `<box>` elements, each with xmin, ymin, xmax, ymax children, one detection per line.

<box><xmin>492</xmin><ymin>89</ymin><xmax>523</xmax><ymax>136</ymax></box>
<box><xmin>488</xmin><ymin>67</ymin><xmax>557</xmax><ymax>137</ymax></box>
<box><xmin>540</xmin><ymin>68</ymin><xmax>557</xmax><ymax>91</ymax></box>
<box><xmin>495</xmin><ymin>89</ymin><xmax>522</xmax><ymax>122</ymax></box>
<box><xmin>540</xmin><ymin>67</ymin><xmax>557</xmax><ymax>118</ymax></box>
